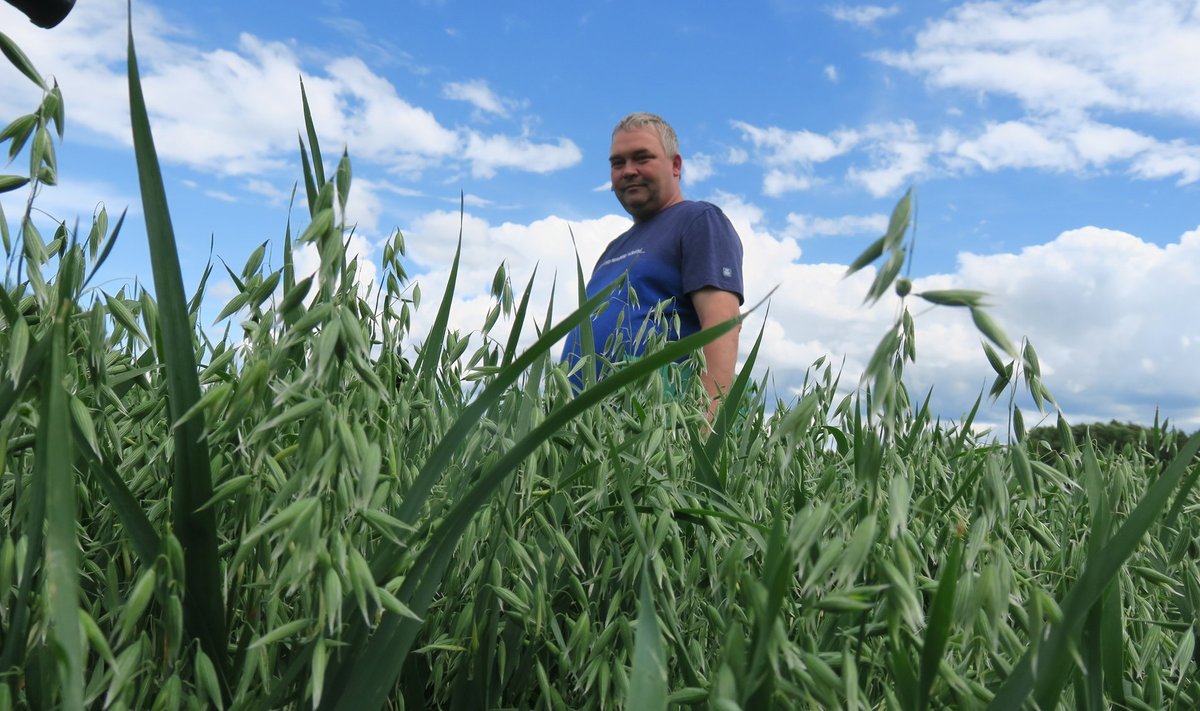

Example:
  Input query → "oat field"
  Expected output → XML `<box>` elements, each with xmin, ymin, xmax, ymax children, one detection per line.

<box><xmin>2</xmin><ymin>24</ymin><xmax>1199</xmax><ymax>711</ymax></box>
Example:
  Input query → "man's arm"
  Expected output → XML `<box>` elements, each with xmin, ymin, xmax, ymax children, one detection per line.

<box><xmin>690</xmin><ymin>287</ymin><xmax>742</xmax><ymax>420</ymax></box>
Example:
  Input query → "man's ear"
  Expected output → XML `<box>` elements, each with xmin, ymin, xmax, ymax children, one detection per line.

<box><xmin>673</xmin><ymin>153</ymin><xmax>683</xmax><ymax>178</ymax></box>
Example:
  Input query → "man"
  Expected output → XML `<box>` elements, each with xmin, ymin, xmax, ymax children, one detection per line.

<box><xmin>563</xmin><ymin>112</ymin><xmax>744</xmax><ymax>419</ymax></box>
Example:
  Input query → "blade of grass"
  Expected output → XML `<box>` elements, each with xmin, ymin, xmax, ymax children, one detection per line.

<box><xmin>40</xmin><ymin>320</ymin><xmax>83</xmax><ymax>710</ymax></box>
<box><xmin>916</xmin><ymin>527</ymin><xmax>963</xmax><ymax>711</ymax></box>
<box><xmin>413</xmin><ymin>228</ymin><xmax>460</xmax><ymax>382</ymax></box>
<box><xmin>570</xmin><ymin>228</ymin><xmax>598</xmax><ymax>388</ymax></box>
<box><xmin>300</xmin><ymin>77</ymin><xmax>325</xmax><ymax>190</ymax></box>
<box><xmin>1100</xmin><ymin>580</ymin><xmax>1127</xmax><ymax>708</ymax></box>
<box><xmin>298</xmin><ymin>132</ymin><xmax>318</xmax><ymax>217</ymax></box>
<box><xmin>628</xmin><ymin>571</ymin><xmax>668</xmax><ymax>711</ymax></box>
<box><xmin>126</xmin><ymin>8</ymin><xmax>228</xmax><ymax>693</ymax></box>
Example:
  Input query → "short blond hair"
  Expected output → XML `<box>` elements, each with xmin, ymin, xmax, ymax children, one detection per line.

<box><xmin>613</xmin><ymin>112</ymin><xmax>679</xmax><ymax>158</ymax></box>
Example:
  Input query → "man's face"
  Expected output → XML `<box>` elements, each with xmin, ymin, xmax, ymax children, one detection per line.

<box><xmin>610</xmin><ymin>126</ymin><xmax>683</xmax><ymax>222</ymax></box>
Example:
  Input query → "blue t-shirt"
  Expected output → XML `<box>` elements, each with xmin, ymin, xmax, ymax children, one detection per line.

<box><xmin>562</xmin><ymin>200</ymin><xmax>743</xmax><ymax>378</ymax></box>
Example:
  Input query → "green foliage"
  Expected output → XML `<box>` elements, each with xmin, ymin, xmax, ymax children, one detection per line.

<box><xmin>3</xmin><ymin>23</ymin><xmax>1200</xmax><ymax>711</ymax></box>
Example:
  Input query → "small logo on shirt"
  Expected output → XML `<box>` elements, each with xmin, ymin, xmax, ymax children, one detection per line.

<box><xmin>722</xmin><ymin>267</ymin><xmax>733</xmax><ymax>278</ymax></box>
<box><xmin>597</xmin><ymin>248</ymin><xmax>645</xmax><ymax>269</ymax></box>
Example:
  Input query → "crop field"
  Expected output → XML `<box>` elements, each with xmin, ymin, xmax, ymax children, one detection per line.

<box><xmin>2</xmin><ymin>24</ymin><xmax>1200</xmax><ymax>711</ymax></box>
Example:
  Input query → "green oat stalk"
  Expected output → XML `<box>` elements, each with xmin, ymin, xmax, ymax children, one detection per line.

<box><xmin>126</xmin><ymin>6</ymin><xmax>228</xmax><ymax>695</ymax></box>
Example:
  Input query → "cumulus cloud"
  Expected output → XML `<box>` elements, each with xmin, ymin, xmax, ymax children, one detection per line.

<box><xmin>874</xmin><ymin>0</ymin><xmax>1200</xmax><ymax>120</ymax></box>
<box><xmin>1130</xmin><ymin>141</ymin><xmax>1200</xmax><ymax>185</ymax></box>
<box><xmin>244</xmin><ymin>179</ymin><xmax>290</xmax><ymax>204</ymax></box>
<box><xmin>727</xmin><ymin>2</ymin><xmax>1200</xmax><ymax>198</ymax></box>
<box><xmin>763</xmin><ymin>169</ymin><xmax>819</xmax><ymax>197</ymax></box>
<box><xmin>0</xmin><ymin>0</ymin><xmax>576</xmax><ymax>182</ymax></box>
<box><xmin>205</xmin><ymin>190</ymin><xmax>239</xmax><ymax>203</ymax></box>
<box><xmin>733</xmin><ymin>121</ymin><xmax>860</xmax><ymax>165</ymax></box>
<box><xmin>726</xmin><ymin>147</ymin><xmax>749</xmax><ymax>165</ymax></box>
<box><xmin>952</xmin><ymin>121</ymin><xmax>1078</xmax><ymax>172</ymax></box>
<box><xmin>932</xmin><ymin>225</ymin><xmax>1200</xmax><ymax>427</ymax></box>
<box><xmin>939</xmin><ymin>117</ymin><xmax>1200</xmax><ymax>185</ymax></box>
<box><xmin>462</xmin><ymin>133</ymin><xmax>583</xmax><ymax>178</ymax></box>
<box><xmin>847</xmin><ymin>121</ymin><xmax>933</xmax><ymax>196</ymax></box>
<box><xmin>737</xmin><ymin>120</ymin><xmax>932</xmax><ymax>197</ymax></box>
<box><xmin>442</xmin><ymin>79</ymin><xmax>524</xmax><ymax>118</ymax></box>
<box><xmin>785</xmin><ymin>213</ymin><xmax>888</xmax><ymax>240</ymax></box>
<box><xmin>684</xmin><ymin>153</ymin><xmax>716</xmax><ymax>186</ymax></box>
<box><xmin>737</xmin><ymin>112</ymin><xmax>1200</xmax><ymax>198</ymax></box>
<box><xmin>828</xmin><ymin>5</ymin><xmax>901</xmax><ymax>27</ymax></box>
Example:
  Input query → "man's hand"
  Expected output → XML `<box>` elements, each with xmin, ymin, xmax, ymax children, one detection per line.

<box><xmin>690</xmin><ymin>287</ymin><xmax>742</xmax><ymax>422</ymax></box>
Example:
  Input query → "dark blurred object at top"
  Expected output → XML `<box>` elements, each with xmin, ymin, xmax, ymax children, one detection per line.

<box><xmin>4</xmin><ymin>0</ymin><xmax>76</xmax><ymax>28</ymax></box>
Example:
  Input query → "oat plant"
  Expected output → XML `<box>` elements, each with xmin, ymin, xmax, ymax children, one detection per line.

<box><xmin>2</xmin><ymin>15</ymin><xmax>1200</xmax><ymax>711</ymax></box>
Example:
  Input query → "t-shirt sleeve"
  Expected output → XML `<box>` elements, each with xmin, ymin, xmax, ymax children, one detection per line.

<box><xmin>680</xmin><ymin>205</ymin><xmax>745</xmax><ymax>305</ymax></box>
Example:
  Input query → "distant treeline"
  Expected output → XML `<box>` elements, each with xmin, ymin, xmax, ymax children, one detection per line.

<box><xmin>1027</xmin><ymin>419</ymin><xmax>1196</xmax><ymax>462</ymax></box>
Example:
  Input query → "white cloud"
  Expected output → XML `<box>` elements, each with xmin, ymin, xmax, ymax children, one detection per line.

<box><xmin>847</xmin><ymin>121</ymin><xmax>933</xmax><ymax>196</ymax></box>
<box><xmin>939</xmin><ymin>117</ymin><xmax>1200</xmax><ymax>185</ymax></box>
<box><xmin>733</xmin><ymin>121</ymin><xmax>860</xmax><ymax>165</ymax></box>
<box><xmin>875</xmin><ymin>0</ymin><xmax>1200</xmax><ymax>121</ymax></box>
<box><xmin>726</xmin><ymin>147</ymin><xmax>749</xmax><ymax>165</ymax></box>
<box><xmin>461</xmin><ymin>194</ymin><xmax>494</xmax><ymax>208</ymax></box>
<box><xmin>0</xmin><ymin>0</ymin><xmax>576</xmax><ymax>184</ymax></box>
<box><xmin>739</xmin><ymin>111</ymin><xmax>1200</xmax><ymax>197</ymax></box>
<box><xmin>817</xmin><ymin>1</ymin><xmax>1200</xmax><ymax>193</ymax></box>
<box><xmin>1130</xmin><ymin>141</ymin><xmax>1200</xmax><ymax>185</ymax></box>
<box><xmin>377</xmin><ymin>183</ymin><xmax>427</xmax><ymax>199</ymax></box>
<box><xmin>1069</xmin><ymin>122</ymin><xmax>1155</xmax><ymax>166</ymax></box>
<box><xmin>244</xmin><ymin>179</ymin><xmax>289</xmax><ymax>204</ymax></box>
<box><xmin>762</xmin><ymin>169</ymin><xmax>818</xmax><ymax>197</ymax></box>
<box><xmin>828</xmin><ymin>5</ymin><xmax>901</xmax><ymax>27</ymax></box>
<box><xmin>824</xmin><ymin>65</ymin><xmax>840</xmax><ymax>83</ymax></box>
<box><xmin>952</xmin><ymin>120</ymin><xmax>1077</xmax><ymax>172</ymax></box>
<box><xmin>463</xmin><ymin>133</ymin><xmax>582</xmax><ymax>178</ymax></box>
<box><xmin>935</xmin><ymin>225</ymin><xmax>1200</xmax><ymax>427</ymax></box>
<box><xmin>735</xmin><ymin>120</ymin><xmax>933</xmax><ymax>198</ymax></box>
<box><xmin>321</xmin><ymin>55</ymin><xmax>461</xmax><ymax>168</ymax></box>
<box><xmin>442</xmin><ymin>79</ymin><xmax>523</xmax><ymax>118</ymax></box>
<box><xmin>684</xmin><ymin>152</ymin><xmax>716</xmax><ymax>186</ymax></box>
<box><xmin>784</xmin><ymin>213</ymin><xmax>888</xmax><ymax>240</ymax></box>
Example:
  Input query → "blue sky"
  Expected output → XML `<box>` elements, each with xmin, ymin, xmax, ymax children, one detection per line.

<box><xmin>3</xmin><ymin>0</ymin><xmax>1198</xmax><ymax>430</ymax></box>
